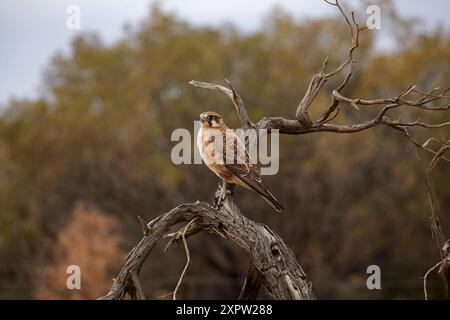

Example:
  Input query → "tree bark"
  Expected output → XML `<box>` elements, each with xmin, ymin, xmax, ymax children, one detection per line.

<box><xmin>99</xmin><ymin>194</ymin><xmax>314</xmax><ymax>300</ymax></box>
<box><xmin>239</xmin><ymin>262</ymin><xmax>263</xmax><ymax>300</ymax></box>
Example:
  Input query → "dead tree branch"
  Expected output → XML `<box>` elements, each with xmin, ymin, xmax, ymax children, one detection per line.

<box><xmin>190</xmin><ymin>0</ymin><xmax>450</xmax><ymax>161</ymax></box>
<box><xmin>423</xmin><ymin>141</ymin><xmax>450</xmax><ymax>299</ymax></box>
<box><xmin>239</xmin><ymin>262</ymin><xmax>264</xmax><ymax>300</ymax></box>
<box><xmin>99</xmin><ymin>197</ymin><xmax>314</xmax><ymax>300</ymax></box>
<box><xmin>189</xmin><ymin>80</ymin><xmax>254</xmax><ymax>130</ymax></box>
<box><xmin>172</xmin><ymin>217</ymin><xmax>198</xmax><ymax>300</ymax></box>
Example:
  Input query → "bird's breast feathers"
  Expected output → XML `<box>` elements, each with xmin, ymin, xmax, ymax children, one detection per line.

<box><xmin>197</xmin><ymin>127</ymin><xmax>220</xmax><ymax>164</ymax></box>
<box><xmin>197</xmin><ymin>127</ymin><xmax>249</xmax><ymax>186</ymax></box>
<box><xmin>196</xmin><ymin>112</ymin><xmax>283</xmax><ymax>212</ymax></box>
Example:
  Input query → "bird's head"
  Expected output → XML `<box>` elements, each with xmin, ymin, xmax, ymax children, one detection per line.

<box><xmin>200</xmin><ymin>111</ymin><xmax>224</xmax><ymax>128</ymax></box>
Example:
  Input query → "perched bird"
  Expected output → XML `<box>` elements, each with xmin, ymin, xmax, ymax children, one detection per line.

<box><xmin>197</xmin><ymin>111</ymin><xmax>284</xmax><ymax>213</ymax></box>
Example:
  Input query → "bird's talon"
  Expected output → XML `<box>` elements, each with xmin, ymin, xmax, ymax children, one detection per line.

<box><xmin>214</xmin><ymin>199</ymin><xmax>223</xmax><ymax>210</ymax></box>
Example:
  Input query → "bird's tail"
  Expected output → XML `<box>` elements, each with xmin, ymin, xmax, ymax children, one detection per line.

<box><xmin>260</xmin><ymin>189</ymin><xmax>284</xmax><ymax>213</ymax></box>
<box><xmin>250</xmin><ymin>183</ymin><xmax>284</xmax><ymax>213</ymax></box>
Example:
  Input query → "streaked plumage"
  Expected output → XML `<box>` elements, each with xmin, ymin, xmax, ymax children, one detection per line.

<box><xmin>197</xmin><ymin>111</ymin><xmax>284</xmax><ymax>213</ymax></box>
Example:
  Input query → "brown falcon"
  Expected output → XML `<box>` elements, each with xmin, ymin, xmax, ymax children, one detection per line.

<box><xmin>197</xmin><ymin>111</ymin><xmax>284</xmax><ymax>213</ymax></box>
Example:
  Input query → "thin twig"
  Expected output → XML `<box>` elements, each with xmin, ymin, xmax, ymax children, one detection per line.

<box><xmin>423</xmin><ymin>259</ymin><xmax>445</xmax><ymax>300</ymax></box>
<box><xmin>425</xmin><ymin>142</ymin><xmax>450</xmax><ymax>247</ymax></box>
<box><xmin>188</xmin><ymin>80</ymin><xmax>254</xmax><ymax>130</ymax></box>
<box><xmin>173</xmin><ymin>217</ymin><xmax>199</xmax><ymax>300</ymax></box>
<box><xmin>131</xmin><ymin>272</ymin><xmax>146</xmax><ymax>300</ymax></box>
<box><xmin>156</xmin><ymin>291</ymin><xmax>175</xmax><ymax>299</ymax></box>
<box><xmin>137</xmin><ymin>215</ymin><xmax>150</xmax><ymax>236</ymax></box>
<box><xmin>163</xmin><ymin>220</ymin><xmax>203</xmax><ymax>252</ymax></box>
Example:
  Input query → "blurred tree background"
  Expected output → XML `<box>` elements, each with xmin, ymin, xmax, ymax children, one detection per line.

<box><xmin>0</xmin><ymin>2</ymin><xmax>449</xmax><ymax>299</ymax></box>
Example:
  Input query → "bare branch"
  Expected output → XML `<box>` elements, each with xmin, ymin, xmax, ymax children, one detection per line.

<box><xmin>189</xmin><ymin>80</ymin><xmax>254</xmax><ymax>130</ymax></box>
<box><xmin>173</xmin><ymin>217</ymin><xmax>198</xmax><ymax>300</ymax></box>
<box><xmin>425</xmin><ymin>141</ymin><xmax>450</xmax><ymax>247</ymax></box>
<box><xmin>329</xmin><ymin>86</ymin><xmax>450</xmax><ymax>110</ymax></box>
<box><xmin>131</xmin><ymin>271</ymin><xmax>146</xmax><ymax>300</ymax></box>
<box><xmin>317</xmin><ymin>0</ymin><xmax>365</xmax><ymax>123</ymax></box>
<box><xmin>229</xmin><ymin>0</ymin><xmax>450</xmax><ymax>155</ymax></box>
<box><xmin>295</xmin><ymin>57</ymin><xmax>329</xmax><ymax>127</ymax></box>
<box><xmin>137</xmin><ymin>215</ymin><xmax>149</xmax><ymax>237</ymax></box>
<box><xmin>99</xmin><ymin>198</ymin><xmax>314</xmax><ymax>300</ymax></box>
<box><xmin>385</xmin><ymin>125</ymin><xmax>450</xmax><ymax>163</ymax></box>
<box><xmin>239</xmin><ymin>262</ymin><xmax>263</xmax><ymax>300</ymax></box>
<box><xmin>163</xmin><ymin>220</ymin><xmax>203</xmax><ymax>253</ymax></box>
<box><xmin>424</xmin><ymin>141</ymin><xmax>450</xmax><ymax>299</ymax></box>
<box><xmin>423</xmin><ymin>259</ymin><xmax>446</xmax><ymax>300</ymax></box>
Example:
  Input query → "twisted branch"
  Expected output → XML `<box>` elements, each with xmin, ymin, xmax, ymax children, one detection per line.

<box><xmin>99</xmin><ymin>198</ymin><xmax>314</xmax><ymax>300</ymax></box>
<box><xmin>190</xmin><ymin>0</ymin><xmax>449</xmax><ymax>162</ymax></box>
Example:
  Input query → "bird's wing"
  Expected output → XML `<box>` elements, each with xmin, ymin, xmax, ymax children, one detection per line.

<box><xmin>219</xmin><ymin>128</ymin><xmax>261</xmax><ymax>182</ymax></box>
<box><xmin>220</xmin><ymin>129</ymin><xmax>284</xmax><ymax>213</ymax></box>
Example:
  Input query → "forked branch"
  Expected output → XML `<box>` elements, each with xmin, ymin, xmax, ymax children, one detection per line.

<box><xmin>99</xmin><ymin>197</ymin><xmax>314</xmax><ymax>300</ymax></box>
<box><xmin>190</xmin><ymin>0</ymin><xmax>449</xmax><ymax>162</ymax></box>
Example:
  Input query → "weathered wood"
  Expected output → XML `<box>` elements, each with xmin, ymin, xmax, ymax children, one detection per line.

<box><xmin>239</xmin><ymin>262</ymin><xmax>263</xmax><ymax>300</ymax></box>
<box><xmin>99</xmin><ymin>195</ymin><xmax>314</xmax><ymax>300</ymax></box>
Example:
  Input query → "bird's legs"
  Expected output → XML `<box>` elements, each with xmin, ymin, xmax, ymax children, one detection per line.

<box><xmin>214</xmin><ymin>180</ymin><xmax>230</xmax><ymax>209</ymax></box>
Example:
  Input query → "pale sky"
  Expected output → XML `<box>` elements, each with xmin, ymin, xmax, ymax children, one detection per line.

<box><xmin>0</xmin><ymin>0</ymin><xmax>449</xmax><ymax>106</ymax></box>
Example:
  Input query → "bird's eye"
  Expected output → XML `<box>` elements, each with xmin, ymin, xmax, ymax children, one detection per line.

<box><xmin>207</xmin><ymin>115</ymin><xmax>214</xmax><ymax>121</ymax></box>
